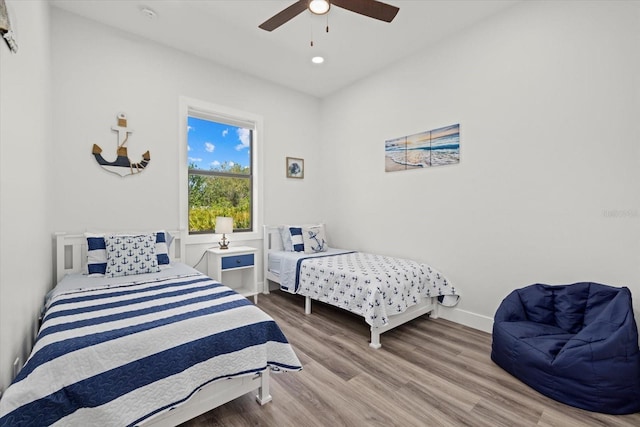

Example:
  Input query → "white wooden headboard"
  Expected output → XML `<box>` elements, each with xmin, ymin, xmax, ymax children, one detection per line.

<box><xmin>54</xmin><ymin>230</ymin><xmax>186</xmax><ymax>283</ymax></box>
<box><xmin>263</xmin><ymin>225</ymin><xmax>284</xmax><ymax>288</ymax></box>
<box><xmin>262</xmin><ymin>224</ymin><xmax>326</xmax><ymax>289</ymax></box>
<box><xmin>263</xmin><ymin>225</ymin><xmax>285</xmax><ymax>252</ymax></box>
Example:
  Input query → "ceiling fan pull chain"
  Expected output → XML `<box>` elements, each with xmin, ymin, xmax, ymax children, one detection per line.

<box><xmin>310</xmin><ymin>17</ymin><xmax>314</xmax><ymax>47</ymax></box>
<box><xmin>326</xmin><ymin>14</ymin><xmax>329</xmax><ymax>33</ymax></box>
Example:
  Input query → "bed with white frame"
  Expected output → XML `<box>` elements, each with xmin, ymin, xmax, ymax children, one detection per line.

<box><xmin>0</xmin><ymin>230</ymin><xmax>300</xmax><ymax>427</ymax></box>
<box><xmin>263</xmin><ymin>225</ymin><xmax>458</xmax><ymax>349</ymax></box>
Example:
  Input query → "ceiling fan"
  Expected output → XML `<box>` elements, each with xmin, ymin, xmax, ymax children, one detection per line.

<box><xmin>259</xmin><ymin>0</ymin><xmax>400</xmax><ymax>32</ymax></box>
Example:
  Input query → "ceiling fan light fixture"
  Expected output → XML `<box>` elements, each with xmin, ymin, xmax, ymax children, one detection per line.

<box><xmin>308</xmin><ymin>0</ymin><xmax>330</xmax><ymax>15</ymax></box>
<box><xmin>311</xmin><ymin>56</ymin><xmax>325</xmax><ymax>64</ymax></box>
<box><xmin>259</xmin><ymin>0</ymin><xmax>399</xmax><ymax>32</ymax></box>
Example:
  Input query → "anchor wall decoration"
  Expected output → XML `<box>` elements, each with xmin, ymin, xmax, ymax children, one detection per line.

<box><xmin>92</xmin><ymin>113</ymin><xmax>150</xmax><ymax>177</ymax></box>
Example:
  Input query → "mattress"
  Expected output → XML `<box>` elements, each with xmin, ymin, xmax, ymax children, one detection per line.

<box><xmin>268</xmin><ymin>252</ymin><xmax>284</xmax><ymax>276</ymax></box>
<box><xmin>268</xmin><ymin>248</ymin><xmax>351</xmax><ymax>285</ymax></box>
<box><xmin>46</xmin><ymin>261</ymin><xmax>198</xmax><ymax>301</ymax></box>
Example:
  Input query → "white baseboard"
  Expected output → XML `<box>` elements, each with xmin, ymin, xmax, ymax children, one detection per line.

<box><xmin>437</xmin><ymin>306</ymin><xmax>494</xmax><ymax>334</ymax></box>
<box><xmin>258</xmin><ymin>282</ymin><xmax>494</xmax><ymax>334</ymax></box>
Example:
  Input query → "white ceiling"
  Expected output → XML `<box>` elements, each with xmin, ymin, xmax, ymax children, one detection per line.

<box><xmin>50</xmin><ymin>0</ymin><xmax>519</xmax><ymax>98</ymax></box>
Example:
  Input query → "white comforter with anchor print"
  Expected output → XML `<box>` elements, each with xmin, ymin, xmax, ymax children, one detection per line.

<box><xmin>281</xmin><ymin>251</ymin><xmax>458</xmax><ymax>327</ymax></box>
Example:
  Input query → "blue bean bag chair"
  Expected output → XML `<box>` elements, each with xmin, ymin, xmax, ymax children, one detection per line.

<box><xmin>491</xmin><ymin>282</ymin><xmax>640</xmax><ymax>414</ymax></box>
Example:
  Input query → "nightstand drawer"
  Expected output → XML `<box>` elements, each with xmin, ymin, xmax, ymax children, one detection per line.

<box><xmin>221</xmin><ymin>254</ymin><xmax>254</xmax><ymax>270</ymax></box>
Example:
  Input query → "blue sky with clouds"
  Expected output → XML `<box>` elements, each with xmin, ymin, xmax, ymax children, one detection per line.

<box><xmin>187</xmin><ymin>116</ymin><xmax>251</xmax><ymax>171</ymax></box>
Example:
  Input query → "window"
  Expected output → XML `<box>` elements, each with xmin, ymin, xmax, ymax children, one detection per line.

<box><xmin>179</xmin><ymin>98</ymin><xmax>263</xmax><ymax>240</ymax></box>
<box><xmin>187</xmin><ymin>115</ymin><xmax>252</xmax><ymax>233</ymax></box>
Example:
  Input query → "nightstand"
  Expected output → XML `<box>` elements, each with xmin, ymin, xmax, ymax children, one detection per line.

<box><xmin>207</xmin><ymin>246</ymin><xmax>258</xmax><ymax>303</ymax></box>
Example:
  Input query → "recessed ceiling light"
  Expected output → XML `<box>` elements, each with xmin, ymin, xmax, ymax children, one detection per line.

<box><xmin>311</xmin><ymin>56</ymin><xmax>325</xmax><ymax>64</ymax></box>
<box><xmin>140</xmin><ymin>7</ymin><xmax>157</xmax><ymax>20</ymax></box>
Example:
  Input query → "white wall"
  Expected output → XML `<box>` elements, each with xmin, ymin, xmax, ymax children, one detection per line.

<box><xmin>0</xmin><ymin>0</ymin><xmax>52</xmax><ymax>391</ymax></box>
<box><xmin>320</xmin><ymin>0</ymin><xmax>640</xmax><ymax>332</ymax></box>
<box><xmin>50</xmin><ymin>9</ymin><xmax>323</xmax><ymax>273</ymax></box>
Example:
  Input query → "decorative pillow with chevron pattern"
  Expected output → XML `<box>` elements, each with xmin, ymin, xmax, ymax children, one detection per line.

<box><xmin>105</xmin><ymin>234</ymin><xmax>160</xmax><ymax>278</ymax></box>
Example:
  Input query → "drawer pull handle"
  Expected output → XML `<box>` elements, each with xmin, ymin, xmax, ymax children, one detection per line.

<box><xmin>236</xmin><ymin>259</ymin><xmax>241</xmax><ymax>264</ymax></box>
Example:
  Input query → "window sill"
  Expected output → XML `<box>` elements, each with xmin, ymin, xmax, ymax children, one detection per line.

<box><xmin>186</xmin><ymin>231</ymin><xmax>262</xmax><ymax>246</ymax></box>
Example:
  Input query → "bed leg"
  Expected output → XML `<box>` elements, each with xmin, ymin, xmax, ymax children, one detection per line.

<box><xmin>304</xmin><ymin>296</ymin><xmax>312</xmax><ymax>315</ymax></box>
<box><xmin>256</xmin><ymin>370</ymin><xmax>272</xmax><ymax>405</ymax></box>
<box><xmin>369</xmin><ymin>328</ymin><xmax>382</xmax><ymax>349</ymax></box>
<box><xmin>430</xmin><ymin>297</ymin><xmax>439</xmax><ymax>319</ymax></box>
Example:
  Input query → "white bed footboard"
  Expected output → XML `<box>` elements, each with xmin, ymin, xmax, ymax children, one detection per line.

<box><xmin>369</xmin><ymin>299</ymin><xmax>437</xmax><ymax>349</ymax></box>
<box><xmin>303</xmin><ymin>294</ymin><xmax>437</xmax><ymax>349</ymax></box>
<box><xmin>143</xmin><ymin>371</ymin><xmax>271</xmax><ymax>426</ymax></box>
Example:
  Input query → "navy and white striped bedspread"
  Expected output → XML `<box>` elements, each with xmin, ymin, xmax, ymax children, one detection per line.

<box><xmin>0</xmin><ymin>272</ymin><xmax>301</xmax><ymax>426</ymax></box>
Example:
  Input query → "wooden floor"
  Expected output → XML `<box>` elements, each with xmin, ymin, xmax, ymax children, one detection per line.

<box><xmin>181</xmin><ymin>291</ymin><xmax>640</xmax><ymax>427</ymax></box>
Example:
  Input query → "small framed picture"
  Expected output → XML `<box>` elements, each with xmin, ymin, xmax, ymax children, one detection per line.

<box><xmin>286</xmin><ymin>157</ymin><xmax>304</xmax><ymax>179</ymax></box>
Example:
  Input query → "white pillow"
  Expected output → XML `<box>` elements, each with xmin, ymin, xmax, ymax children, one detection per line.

<box><xmin>105</xmin><ymin>234</ymin><xmax>160</xmax><ymax>277</ymax></box>
<box><xmin>302</xmin><ymin>225</ymin><xmax>328</xmax><ymax>253</ymax></box>
<box><xmin>279</xmin><ymin>226</ymin><xmax>293</xmax><ymax>251</ymax></box>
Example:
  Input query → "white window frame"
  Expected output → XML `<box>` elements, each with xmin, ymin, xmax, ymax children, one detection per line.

<box><xmin>179</xmin><ymin>96</ymin><xmax>263</xmax><ymax>244</ymax></box>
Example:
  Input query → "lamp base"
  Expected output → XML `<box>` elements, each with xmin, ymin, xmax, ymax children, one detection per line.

<box><xmin>218</xmin><ymin>234</ymin><xmax>230</xmax><ymax>250</ymax></box>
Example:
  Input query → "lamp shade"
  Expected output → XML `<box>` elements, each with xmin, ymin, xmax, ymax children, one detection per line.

<box><xmin>215</xmin><ymin>217</ymin><xmax>233</xmax><ymax>234</ymax></box>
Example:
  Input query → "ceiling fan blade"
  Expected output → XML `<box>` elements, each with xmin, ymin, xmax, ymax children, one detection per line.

<box><xmin>259</xmin><ymin>0</ymin><xmax>308</xmax><ymax>31</ymax></box>
<box><xmin>332</xmin><ymin>0</ymin><xmax>399</xmax><ymax>23</ymax></box>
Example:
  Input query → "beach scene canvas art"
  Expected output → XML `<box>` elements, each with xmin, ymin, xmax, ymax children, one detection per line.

<box><xmin>385</xmin><ymin>124</ymin><xmax>460</xmax><ymax>172</ymax></box>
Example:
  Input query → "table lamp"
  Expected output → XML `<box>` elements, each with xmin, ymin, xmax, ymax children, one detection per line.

<box><xmin>215</xmin><ymin>216</ymin><xmax>233</xmax><ymax>249</ymax></box>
